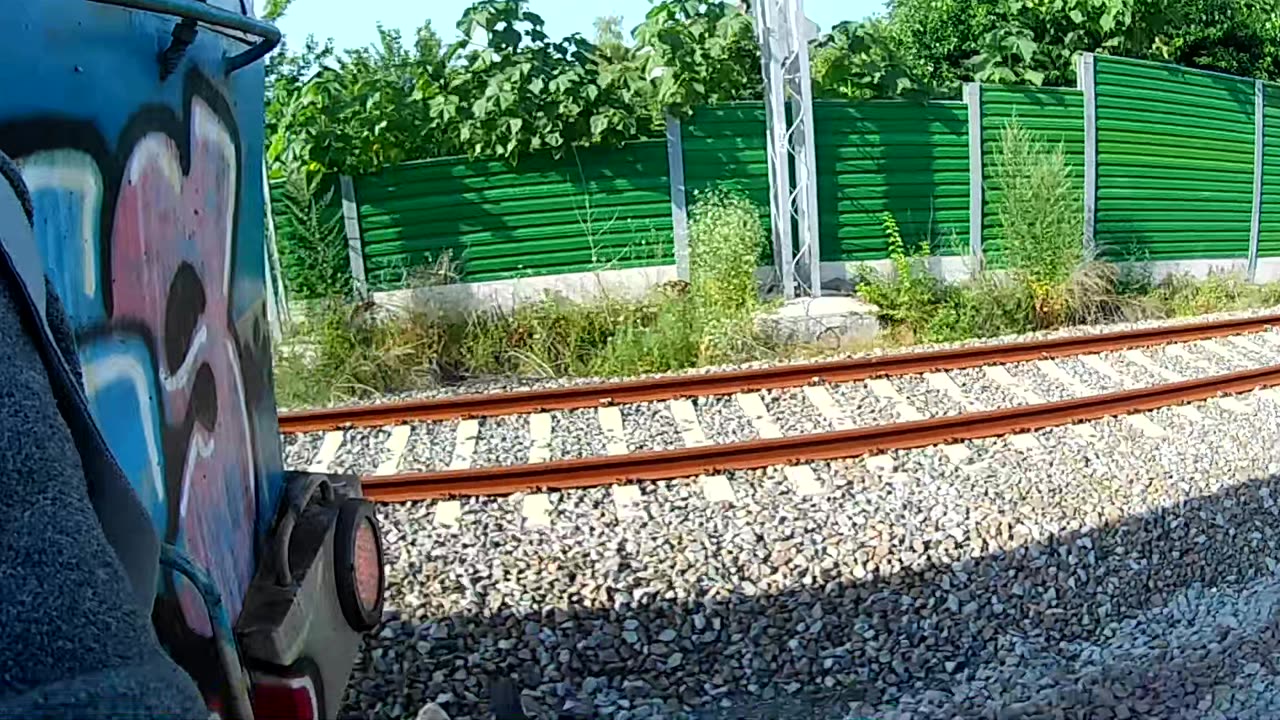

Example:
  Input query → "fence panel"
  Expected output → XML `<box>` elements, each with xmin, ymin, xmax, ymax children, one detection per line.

<box><xmin>681</xmin><ymin>103</ymin><xmax>770</xmax><ymax>223</ymax></box>
<box><xmin>814</xmin><ymin>100</ymin><xmax>969</xmax><ymax>262</ymax></box>
<box><xmin>354</xmin><ymin>141</ymin><xmax>674</xmax><ymax>289</ymax></box>
<box><xmin>980</xmin><ymin>86</ymin><xmax>1085</xmax><ymax>262</ymax></box>
<box><xmin>1260</xmin><ymin>82</ymin><xmax>1280</xmax><ymax>257</ymax></box>
<box><xmin>1094</xmin><ymin>56</ymin><xmax>1256</xmax><ymax>260</ymax></box>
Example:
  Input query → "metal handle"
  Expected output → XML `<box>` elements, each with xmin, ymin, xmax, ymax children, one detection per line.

<box><xmin>159</xmin><ymin>544</ymin><xmax>255</xmax><ymax>720</ymax></box>
<box><xmin>273</xmin><ymin>474</ymin><xmax>334</xmax><ymax>586</ymax></box>
<box><xmin>87</xmin><ymin>0</ymin><xmax>281</xmax><ymax>73</ymax></box>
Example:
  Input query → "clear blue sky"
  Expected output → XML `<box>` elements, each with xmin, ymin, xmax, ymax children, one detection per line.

<box><xmin>274</xmin><ymin>0</ymin><xmax>889</xmax><ymax>52</ymax></box>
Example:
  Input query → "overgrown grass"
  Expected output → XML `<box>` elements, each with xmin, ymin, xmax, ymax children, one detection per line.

<box><xmin>1144</xmin><ymin>271</ymin><xmax>1280</xmax><ymax>317</ymax></box>
<box><xmin>856</xmin><ymin>119</ymin><xmax>1280</xmax><ymax>344</ymax></box>
<box><xmin>276</xmin><ymin>171</ymin><xmax>353</xmax><ymax>300</ymax></box>
<box><xmin>275</xmin><ymin>190</ymin><xmax>774</xmax><ymax>407</ymax></box>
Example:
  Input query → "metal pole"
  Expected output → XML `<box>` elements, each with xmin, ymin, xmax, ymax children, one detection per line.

<box><xmin>786</xmin><ymin>0</ymin><xmax>822</xmax><ymax>297</ymax></box>
<box><xmin>665</xmin><ymin>113</ymin><xmax>691</xmax><ymax>281</ymax></box>
<box><xmin>965</xmin><ymin>82</ymin><xmax>984</xmax><ymax>274</ymax></box>
<box><xmin>1250</xmin><ymin>80</ymin><xmax>1264</xmax><ymax>281</ymax></box>
<box><xmin>1081</xmin><ymin>53</ymin><xmax>1098</xmax><ymax>256</ymax></box>
<box><xmin>338</xmin><ymin>175</ymin><xmax>368</xmax><ymax>299</ymax></box>
<box><xmin>755</xmin><ymin>0</ymin><xmax>796</xmax><ymax>299</ymax></box>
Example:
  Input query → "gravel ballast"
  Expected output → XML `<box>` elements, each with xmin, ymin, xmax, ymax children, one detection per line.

<box><xmin>621</xmin><ymin>403</ymin><xmax>686</xmax><ymax>453</ymax></box>
<box><xmin>550</xmin><ymin>410</ymin><xmax>609</xmax><ymax>461</ymax></box>
<box><xmin>399</xmin><ymin>422</ymin><xmax>458</xmax><ymax>473</ymax></box>
<box><xmin>692</xmin><ymin>396</ymin><xmax>758</xmax><ymax>445</ymax></box>
<box><xmin>347</xmin><ymin>377</ymin><xmax>1280</xmax><ymax>719</ymax></box>
<box><xmin>329</xmin><ymin>427</ymin><xmax>392</xmax><ymax>474</ymax></box>
<box><xmin>474</xmin><ymin>416</ymin><xmax>533</xmax><ymax>468</ymax></box>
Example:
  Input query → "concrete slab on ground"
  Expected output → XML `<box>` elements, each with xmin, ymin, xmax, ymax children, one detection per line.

<box><xmin>754</xmin><ymin>296</ymin><xmax>880</xmax><ymax>348</ymax></box>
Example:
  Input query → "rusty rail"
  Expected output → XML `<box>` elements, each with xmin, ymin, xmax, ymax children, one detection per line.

<box><xmin>360</xmin><ymin>363</ymin><xmax>1280</xmax><ymax>501</ymax></box>
<box><xmin>280</xmin><ymin>314</ymin><xmax>1280</xmax><ymax>432</ymax></box>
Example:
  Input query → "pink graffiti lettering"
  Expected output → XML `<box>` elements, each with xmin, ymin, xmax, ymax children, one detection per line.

<box><xmin>111</xmin><ymin>98</ymin><xmax>256</xmax><ymax>636</ymax></box>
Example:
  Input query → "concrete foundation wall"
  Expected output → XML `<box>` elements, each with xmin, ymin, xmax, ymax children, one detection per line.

<box><xmin>355</xmin><ymin>257</ymin><xmax>1277</xmax><ymax>317</ymax></box>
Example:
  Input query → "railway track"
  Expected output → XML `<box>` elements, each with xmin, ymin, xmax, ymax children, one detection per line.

<box><xmin>280</xmin><ymin>314</ymin><xmax>1280</xmax><ymax>505</ymax></box>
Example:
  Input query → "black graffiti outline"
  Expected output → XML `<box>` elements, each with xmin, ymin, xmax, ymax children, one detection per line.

<box><xmin>0</xmin><ymin>69</ymin><xmax>268</xmax><ymax>698</ymax></box>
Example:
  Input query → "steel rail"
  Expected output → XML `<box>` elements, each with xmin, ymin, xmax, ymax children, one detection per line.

<box><xmin>360</xmin><ymin>363</ymin><xmax>1280</xmax><ymax>501</ymax></box>
<box><xmin>280</xmin><ymin>313</ymin><xmax>1280</xmax><ymax>433</ymax></box>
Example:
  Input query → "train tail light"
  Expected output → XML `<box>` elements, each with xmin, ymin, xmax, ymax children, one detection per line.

<box><xmin>334</xmin><ymin>499</ymin><xmax>385</xmax><ymax>631</ymax></box>
<box><xmin>251</xmin><ymin>673</ymin><xmax>320</xmax><ymax>720</ymax></box>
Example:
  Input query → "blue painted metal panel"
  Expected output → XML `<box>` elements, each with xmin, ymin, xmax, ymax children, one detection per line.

<box><xmin>0</xmin><ymin>0</ymin><xmax>283</xmax><ymax>655</ymax></box>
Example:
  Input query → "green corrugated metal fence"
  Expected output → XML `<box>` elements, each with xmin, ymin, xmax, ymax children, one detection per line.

<box><xmin>814</xmin><ymin>100</ymin><xmax>970</xmax><ymax>261</ymax></box>
<box><xmin>354</xmin><ymin>141</ymin><xmax>674</xmax><ymax>289</ymax></box>
<box><xmin>269</xmin><ymin>54</ymin><xmax>1280</xmax><ymax>298</ymax></box>
<box><xmin>681</xmin><ymin>103</ymin><xmax>771</xmax><ymax>235</ymax></box>
<box><xmin>980</xmin><ymin>86</ymin><xmax>1085</xmax><ymax>262</ymax></box>
<box><xmin>1260</xmin><ymin>81</ymin><xmax>1280</xmax><ymax>257</ymax></box>
<box><xmin>1094</xmin><ymin>56</ymin><xmax>1257</xmax><ymax>260</ymax></box>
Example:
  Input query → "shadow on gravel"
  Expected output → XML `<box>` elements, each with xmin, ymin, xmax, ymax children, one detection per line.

<box><xmin>347</xmin><ymin>469</ymin><xmax>1280</xmax><ymax>720</ymax></box>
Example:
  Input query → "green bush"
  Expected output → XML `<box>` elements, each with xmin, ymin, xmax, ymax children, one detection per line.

<box><xmin>924</xmin><ymin>275</ymin><xmax>1036</xmax><ymax>343</ymax></box>
<box><xmin>857</xmin><ymin>213</ymin><xmax>948</xmax><ymax>335</ymax></box>
<box><xmin>275</xmin><ymin>172</ymin><xmax>352</xmax><ymax>300</ymax></box>
<box><xmin>686</xmin><ymin>190</ymin><xmax>770</xmax><ymax>364</ymax></box>
<box><xmin>688</xmin><ymin>189</ymin><xmax>765</xmax><ymax>317</ymax></box>
<box><xmin>274</xmin><ymin>299</ymin><xmax>449</xmax><ymax>407</ymax></box>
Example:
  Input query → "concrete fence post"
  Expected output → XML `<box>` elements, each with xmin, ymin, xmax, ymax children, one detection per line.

<box><xmin>1250</xmin><ymin>80</ymin><xmax>1265</xmax><ymax>281</ymax></box>
<box><xmin>261</xmin><ymin>161</ymin><xmax>290</xmax><ymax>342</ymax></box>
<box><xmin>1080</xmin><ymin>53</ymin><xmax>1098</xmax><ymax>256</ymax></box>
<box><xmin>338</xmin><ymin>174</ymin><xmax>368</xmax><ymax>299</ymax></box>
<box><xmin>665</xmin><ymin>113</ymin><xmax>691</xmax><ymax>281</ymax></box>
<box><xmin>964</xmin><ymin>82</ymin><xmax>984</xmax><ymax>274</ymax></box>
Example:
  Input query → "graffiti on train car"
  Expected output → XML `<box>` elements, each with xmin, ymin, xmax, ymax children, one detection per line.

<box><xmin>6</xmin><ymin>71</ymin><xmax>261</xmax><ymax>638</ymax></box>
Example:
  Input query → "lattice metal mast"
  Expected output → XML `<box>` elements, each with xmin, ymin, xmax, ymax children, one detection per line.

<box><xmin>752</xmin><ymin>0</ymin><xmax>821</xmax><ymax>299</ymax></box>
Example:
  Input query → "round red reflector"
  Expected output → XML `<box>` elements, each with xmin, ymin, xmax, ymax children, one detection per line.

<box><xmin>354</xmin><ymin>518</ymin><xmax>381</xmax><ymax>611</ymax></box>
<box><xmin>335</xmin><ymin>499</ymin><xmax>385</xmax><ymax>631</ymax></box>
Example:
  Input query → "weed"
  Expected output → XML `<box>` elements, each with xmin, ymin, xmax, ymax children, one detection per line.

<box><xmin>688</xmin><ymin>189</ymin><xmax>765</xmax><ymax>318</ymax></box>
<box><xmin>990</xmin><ymin>118</ymin><xmax>1088</xmax><ymax>326</ymax></box>
<box><xmin>856</xmin><ymin>212</ymin><xmax>946</xmax><ymax>333</ymax></box>
<box><xmin>276</xmin><ymin>171</ymin><xmax>352</xmax><ymax>300</ymax></box>
<box><xmin>923</xmin><ymin>275</ymin><xmax>1036</xmax><ymax>343</ymax></box>
<box><xmin>1147</xmin><ymin>271</ymin><xmax>1280</xmax><ymax>317</ymax></box>
<box><xmin>861</xmin><ymin>120</ymin><xmax>1144</xmax><ymax>339</ymax></box>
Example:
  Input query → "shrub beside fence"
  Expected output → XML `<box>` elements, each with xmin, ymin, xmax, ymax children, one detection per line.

<box><xmin>979</xmin><ymin>87</ymin><xmax>1085</xmax><ymax>264</ymax></box>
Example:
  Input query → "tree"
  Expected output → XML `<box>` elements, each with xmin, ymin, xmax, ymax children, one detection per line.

<box><xmin>632</xmin><ymin>0</ymin><xmax>761</xmax><ymax>115</ymax></box>
<box><xmin>812</xmin><ymin>18</ymin><xmax>928</xmax><ymax>100</ymax></box>
<box><xmin>1160</xmin><ymin>0</ymin><xmax>1280</xmax><ymax>80</ymax></box>
<box><xmin>266</xmin><ymin>22</ymin><xmax>452</xmax><ymax>175</ymax></box>
<box><xmin>263</xmin><ymin>0</ymin><xmax>1280</xmax><ymax>179</ymax></box>
<box><xmin>594</xmin><ymin>15</ymin><xmax>627</xmax><ymax>58</ymax></box>
<box><xmin>262</xmin><ymin>0</ymin><xmax>293</xmax><ymax>21</ymax></box>
<box><xmin>428</xmin><ymin>1</ymin><xmax>651</xmax><ymax>162</ymax></box>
